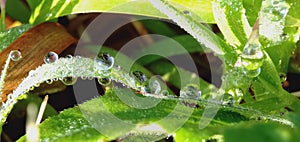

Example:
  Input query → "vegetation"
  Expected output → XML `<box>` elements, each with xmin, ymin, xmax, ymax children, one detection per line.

<box><xmin>0</xmin><ymin>0</ymin><xmax>300</xmax><ymax>141</ymax></box>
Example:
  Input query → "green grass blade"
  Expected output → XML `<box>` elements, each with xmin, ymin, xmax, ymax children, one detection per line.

<box><xmin>29</xmin><ymin>0</ymin><xmax>215</xmax><ymax>24</ymax></box>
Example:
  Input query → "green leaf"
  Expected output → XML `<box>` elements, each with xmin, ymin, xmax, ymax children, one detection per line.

<box><xmin>6</xmin><ymin>0</ymin><xmax>31</xmax><ymax>23</ymax></box>
<box><xmin>26</xmin><ymin>0</ymin><xmax>43</xmax><ymax>11</ymax></box>
<box><xmin>0</xmin><ymin>24</ymin><xmax>32</xmax><ymax>52</ymax></box>
<box><xmin>29</xmin><ymin>0</ymin><xmax>215</xmax><ymax>24</ymax></box>
<box><xmin>175</xmin><ymin>109</ymin><xmax>248</xmax><ymax>141</ymax></box>
<box><xmin>224</xmin><ymin>121</ymin><xmax>300</xmax><ymax>142</ymax></box>
<box><xmin>242</xmin><ymin>0</ymin><xmax>262</xmax><ymax>26</ymax></box>
<box><xmin>140</xmin><ymin>19</ymin><xmax>177</xmax><ymax>37</ymax></box>
<box><xmin>136</xmin><ymin>35</ymin><xmax>204</xmax><ymax>66</ymax></box>
<box><xmin>18</xmin><ymin>89</ymin><xmax>249</xmax><ymax>141</ymax></box>
<box><xmin>148</xmin><ymin>0</ymin><xmax>237</xmax><ymax>66</ymax></box>
<box><xmin>212</xmin><ymin>0</ymin><xmax>251</xmax><ymax>47</ymax></box>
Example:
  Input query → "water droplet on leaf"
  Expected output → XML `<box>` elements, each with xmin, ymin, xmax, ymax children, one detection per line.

<box><xmin>94</xmin><ymin>53</ymin><xmax>114</xmax><ymax>71</ymax></box>
<box><xmin>241</xmin><ymin>19</ymin><xmax>264</xmax><ymax>77</ymax></box>
<box><xmin>131</xmin><ymin>71</ymin><xmax>147</xmax><ymax>84</ymax></box>
<box><xmin>180</xmin><ymin>84</ymin><xmax>201</xmax><ymax>100</ymax></box>
<box><xmin>9</xmin><ymin>50</ymin><xmax>22</xmax><ymax>61</ymax></box>
<box><xmin>183</xmin><ymin>10</ymin><xmax>191</xmax><ymax>15</ymax></box>
<box><xmin>62</xmin><ymin>77</ymin><xmax>77</xmax><ymax>86</ymax></box>
<box><xmin>44</xmin><ymin>51</ymin><xmax>58</xmax><ymax>63</ymax></box>
<box><xmin>222</xmin><ymin>93</ymin><xmax>234</xmax><ymax>106</ymax></box>
<box><xmin>98</xmin><ymin>78</ymin><xmax>111</xmax><ymax>86</ymax></box>
<box><xmin>279</xmin><ymin>73</ymin><xmax>287</xmax><ymax>82</ymax></box>
<box><xmin>46</xmin><ymin>79</ymin><xmax>53</xmax><ymax>84</ymax></box>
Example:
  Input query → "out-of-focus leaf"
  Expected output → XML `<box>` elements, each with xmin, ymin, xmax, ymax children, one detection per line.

<box><xmin>136</xmin><ymin>35</ymin><xmax>204</xmax><ymax>66</ymax></box>
<box><xmin>224</xmin><ymin>121</ymin><xmax>300</xmax><ymax>142</ymax></box>
<box><xmin>6</xmin><ymin>0</ymin><xmax>31</xmax><ymax>23</ymax></box>
<box><xmin>26</xmin><ymin>0</ymin><xmax>42</xmax><ymax>11</ymax></box>
<box><xmin>30</xmin><ymin>0</ymin><xmax>215</xmax><ymax>24</ymax></box>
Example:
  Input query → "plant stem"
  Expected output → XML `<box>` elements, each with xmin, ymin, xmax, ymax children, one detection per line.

<box><xmin>0</xmin><ymin>0</ymin><xmax>6</xmax><ymax>31</ymax></box>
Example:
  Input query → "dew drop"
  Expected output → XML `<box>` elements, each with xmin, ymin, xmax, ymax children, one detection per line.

<box><xmin>97</xmin><ymin>78</ymin><xmax>111</xmax><ymax>86</ymax></box>
<box><xmin>44</xmin><ymin>51</ymin><xmax>58</xmax><ymax>63</ymax></box>
<box><xmin>131</xmin><ymin>71</ymin><xmax>147</xmax><ymax>84</ymax></box>
<box><xmin>66</xmin><ymin>54</ymin><xmax>73</xmax><ymax>58</ymax></box>
<box><xmin>245</xmin><ymin>68</ymin><xmax>261</xmax><ymax>77</ymax></box>
<box><xmin>279</xmin><ymin>73</ymin><xmax>287</xmax><ymax>82</ymax></box>
<box><xmin>183</xmin><ymin>10</ymin><xmax>191</xmax><ymax>15</ymax></box>
<box><xmin>30</xmin><ymin>86</ymin><xmax>34</xmax><ymax>91</ymax></box>
<box><xmin>180</xmin><ymin>84</ymin><xmax>201</xmax><ymax>100</ymax></box>
<box><xmin>46</xmin><ymin>79</ymin><xmax>53</xmax><ymax>84</ymax></box>
<box><xmin>221</xmin><ymin>93</ymin><xmax>234</xmax><ymax>106</ymax></box>
<box><xmin>94</xmin><ymin>53</ymin><xmax>114</xmax><ymax>71</ymax></box>
<box><xmin>150</xmin><ymin>80</ymin><xmax>161</xmax><ymax>94</ymax></box>
<box><xmin>262</xmin><ymin>0</ymin><xmax>288</xmax><ymax>21</ymax></box>
<box><xmin>61</xmin><ymin>77</ymin><xmax>77</xmax><ymax>86</ymax></box>
<box><xmin>241</xmin><ymin>19</ymin><xmax>264</xmax><ymax>77</ymax></box>
<box><xmin>9</xmin><ymin>50</ymin><xmax>22</xmax><ymax>61</ymax></box>
<box><xmin>161</xmin><ymin>90</ymin><xmax>169</xmax><ymax>96</ymax></box>
<box><xmin>34</xmin><ymin>83</ymin><xmax>40</xmax><ymax>87</ymax></box>
<box><xmin>241</xmin><ymin>43</ymin><xmax>264</xmax><ymax>71</ymax></box>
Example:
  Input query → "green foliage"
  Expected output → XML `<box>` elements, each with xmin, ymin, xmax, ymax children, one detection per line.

<box><xmin>0</xmin><ymin>24</ymin><xmax>32</xmax><ymax>52</ymax></box>
<box><xmin>28</xmin><ymin>0</ymin><xmax>215</xmax><ymax>24</ymax></box>
<box><xmin>0</xmin><ymin>0</ymin><xmax>300</xmax><ymax>141</ymax></box>
<box><xmin>18</xmin><ymin>89</ymin><xmax>249</xmax><ymax>141</ymax></box>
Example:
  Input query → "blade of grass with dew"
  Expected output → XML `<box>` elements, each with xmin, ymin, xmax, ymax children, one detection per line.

<box><xmin>148</xmin><ymin>0</ymin><xmax>238</xmax><ymax>67</ymax></box>
<box><xmin>17</xmin><ymin>89</ymin><xmax>253</xmax><ymax>141</ymax></box>
<box><xmin>212</xmin><ymin>0</ymin><xmax>251</xmax><ymax>48</ymax></box>
<box><xmin>0</xmin><ymin>25</ymin><xmax>32</xmax><ymax>52</ymax></box>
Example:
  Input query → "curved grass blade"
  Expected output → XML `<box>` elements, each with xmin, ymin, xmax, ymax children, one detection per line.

<box><xmin>29</xmin><ymin>0</ymin><xmax>215</xmax><ymax>24</ymax></box>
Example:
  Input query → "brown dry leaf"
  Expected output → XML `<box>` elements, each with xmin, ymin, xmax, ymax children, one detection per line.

<box><xmin>0</xmin><ymin>22</ymin><xmax>77</xmax><ymax>102</ymax></box>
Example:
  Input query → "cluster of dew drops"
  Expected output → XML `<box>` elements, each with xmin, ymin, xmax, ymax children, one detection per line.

<box><xmin>8</xmin><ymin>50</ymin><xmax>236</xmax><ymax>107</ymax></box>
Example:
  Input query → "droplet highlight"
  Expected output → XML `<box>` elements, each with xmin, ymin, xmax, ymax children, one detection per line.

<box><xmin>9</xmin><ymin>50</ymin><xmax>22</xmax><ymax>61</ymax></box>
<box><xmin>44</xmin><ymin>51</ymin><xmax>58</xmax><ymax>63</ymax></box>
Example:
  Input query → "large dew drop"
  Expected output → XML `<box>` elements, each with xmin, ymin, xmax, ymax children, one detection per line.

<box><xmin>221</xmin><ymin>93</ymin><xmax>234</xmax><ymax>106</ymax></box>
<box><xmin>241</xmin><ymin>19</ymin><xmax>264</xmax><ymax>77</ymax></box>
<box><xmin>147</xmin><ymin>75</ymin><xmax>168</xmax><ymax>95</ymax></box>
<box><xmin>9</xmin><ymin>50</ymin><xmax>22</xmax><ymax>61</ymax></box>
<box><xmin>262</xmin><ymin>0</ymin><xmax>288</xmax><ymax>21</ymax></box>
<box><xmin>61</xmin><ymin>77</ymin><xmax>77</xmax><ymax>86</ymax></box>
<box><xmin>94</xmin><ymin>53</ymin><xmax>114</xmax><ymax>71</ymax></box>
<box><xmin>44</xmin><ymin>51</ymin><xmax>58</xmax><ymax>63</ymax></box>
